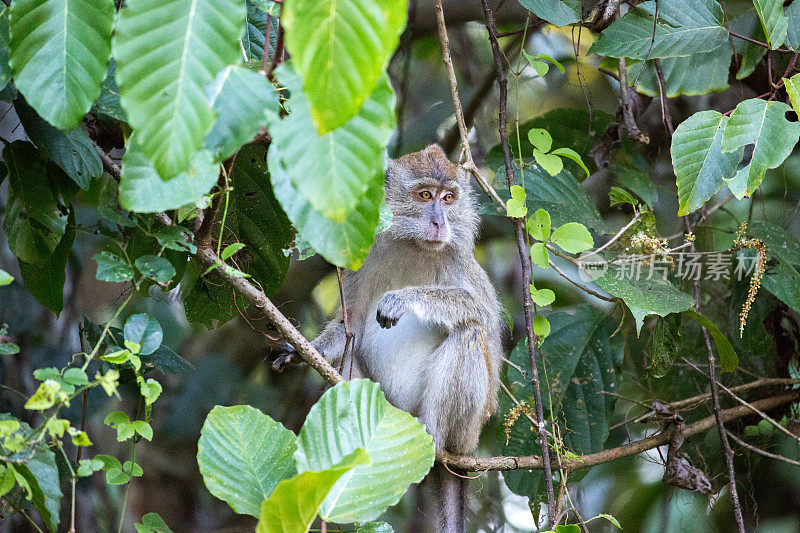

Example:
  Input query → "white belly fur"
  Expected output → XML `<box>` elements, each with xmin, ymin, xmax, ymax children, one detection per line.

<box><xmin>359</xmin><ymin>297</ymin><xmax>446</xmax><ymax>413</ymax></box>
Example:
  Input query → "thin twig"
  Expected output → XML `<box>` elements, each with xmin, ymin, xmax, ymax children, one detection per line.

<box><xmin>548</xmin><ymin>259</ymin><xmax>616</xmax><ymax>303</ymax></box>
<box><xmin>336</xmin><ymin>267</ymin><xmax>355</xmax><ymax>378</ymax></box>
<box><xmin>653</xmin><ymin>59</ymin><xmax>673</xmax><ymax>135</ymax></box>
<box><xmin>261</xmin><ymin>14</ymin><xmax>272</xmax><ymax>73</ymax></box>
<box><xmin>266</xmin><ymin>5</ymin><xmax>285</xmax><ymax>80</ymax></box>
<box><xmin>683</xmin><ymin>218</ymin><xmax>746</xmax><ymax>533</ymax></box>
<box><xmin>728</xmin><ymin>31</ymin><xmax>794</xmax><ymax>53</ymax></box>
<box><xmin>726</xmin><ymin>429</ymin><xmax>800</xmax><ymax>468</ymax></box>
<box><xmin>434</xmin><ymin>0</ymin><xmax>507</xmax><ymax>213</ymax></box>
<box><xmin>617</xmin><ymin>57</ymin><xmax>649</xmax><ymax>144</ymax></box>
<box><xmin>594</xmin><ymin>210</ymin><xmax>642</xmax><ymax>255</ymax></box>
<box><xmin>478</xmin><ymin>0</ymin><xmax>556</xmax><ymax>522</ymax></box>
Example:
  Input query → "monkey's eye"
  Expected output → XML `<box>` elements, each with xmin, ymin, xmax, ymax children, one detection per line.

<box><xmin>443</xmin><ymin>193</ymin><xmax>455</xmax><ymax>203</ymax></box>
<box><xmin>418</xmin><ymin>190</ymin><xmax>433</xmax><ymax>200</ymax></box>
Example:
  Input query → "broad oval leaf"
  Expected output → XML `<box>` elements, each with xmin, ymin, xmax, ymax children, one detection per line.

<box><xmin>721</xmin><ymin>99</ymin><xmax>800</xmax><ymax>198</ymax></box>
<box><xmin>517</xmin><ymin>0</ymin><xmax>580</xmax><ymax>27</ymax></box>
<box><xmin>94</xmin><ymin>252</ymin><xmax>134</xmax><ymax>283</ymax></box>
<box><xmin>282</xmin><ymin>0</ymin><xmax>407</xmax><ymax>133</ymax></box>
<box><xmin>671</xmin><ymin>110</ymin><xmax>742</xmax><ymax>216</ymax></box>
<box><xmin>295</xmin><ymin>379</ymin><xmax>435</xmax><ymax>523</ymax></box>
<box><xmin>119</xmin><ymin>141</ymin><xmax>219</xmax><ymax>213</ymax></box>
<box><xmin>204</xmin><ymin>66</ymin><xmax>280</xmax><ymax>161</ymax></box>
<box><xmin>256</xmin><ymin>449</ymin><xmax>371</xmax><ymax>533</ymax></box>
<box><xmin>588</xmin><ymin>0</ymin><xmax>727</xmax><ymax>59</ymax></box>
<box><xmin>270</xmin><ymin>66</ymin><xmax>394</xmax><ymax>222</ymax></box>
<box><xmin>18</xmin><ymin>213</ymin><xmax>75</xmax><ymax>315</ymax></box>
<box><xmin>15</xmin><ymin>98</ymin><xmax>102</xmax><ymax>190</ymax></box>
<box><xmin>123</xmin><ymin>314</ymin><xmax>163</xmax><ymax>356</ymax></box>
<box><xmin>550</xmin><ymin>222</ymin><xmax>593</xmax><ymax>253</ymax></box>
<box><xmin>113</xmin><ymin>0</ymin><xmax>245</xmax><ymax>178</ymax></box>
<box><xmin>754</xmin><ymin>0</ymin><xmax>788</xmax><ymax>50</ymax></box>
<box><xmin>135</xmin><ymin>255</ymin><xmax>176</xmax><ymax>284</ymax></box>
<box><xmin>627</xmin><ymin>45</ymin><xmax>732</xmax><ymax>98</ymax></box>
<box><xmin>9</xmin><ymin>0</ymin><xmax>114</xmax><ymax>130</ymax></box>
<box><xmin>198</xmin><ymin>405</ymin><xmax>297</xmax><ymax>518</ymax></box>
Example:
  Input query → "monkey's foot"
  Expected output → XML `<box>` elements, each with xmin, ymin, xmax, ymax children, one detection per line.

<box><xmin>271</xmin><ymin>341</ymin><xmax>298</xmax><ymax>372</ymax></box>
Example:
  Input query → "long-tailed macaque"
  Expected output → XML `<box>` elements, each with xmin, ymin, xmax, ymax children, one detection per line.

<box><xmin>275</xmin><ymin>144</ymin><xmax>503</xmax><ymax>532</ymax></box>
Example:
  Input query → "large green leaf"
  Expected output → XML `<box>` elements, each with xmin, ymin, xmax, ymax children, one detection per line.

<box><xmin>198</xmin><ymin>405</ymin><xmax>298</xmax><ymax>518</ymax></box>
<box><xmin>113</xmin><ymin>0</ymin><xmax>245</xmax><ymax>178</ymax></box>
<box><xmin>500</xmin><ymin>305</ymin><xmax>624</xmax><ymax>497</ymax></box>
<box><xmin>595</xmin><ymin>263</ymin><xmax>694</xmax><ymax>333</ymax></box>
<box><xmin>203</xmin><ymin>66</ymin><xmax>279</xmax><ymax>161</ymax></box>
<box><xmin>671</xmin><ymin>111</ymin><xmax>743</xmax><ymax>216</ymax></box>
<box><xmin>119</xmin><ymin>141</ymin><xmax>219</xmax><ymax>213</ymax></box>
<box><xmin>18</xmin><ymin>211</ymin><xmax>76</xmax><ymax>315</ymax></box>
<box><xmin>282</xmin><ymin>0</ymin><xmax>406</xmax><ymax>134</ymax></box>
<box><xmin>731</xmin><ymin>12</ymin><xmax>768</xmax><ymax>80</ymax></box>
<box><xmin>15</xmin><ymin>98</ymin><xmax>102</xmax><ymax>190</ymax></box>
<box><xmin>270</xmin><ymin>66</ymin><xmax>394</xmax><ymax>222</ymax></box>
<box><xmin>627</xmin><ymin>45</ymin><xmax>732</xmax><ymax>97</ymax></box>
<box><xmin>12</xmin><ymin>446</ymin><xmax>62</xmax><ymax>533</ymax></box>
<box><xmin>229</xmin><ymin>143</ymin><xmax>293</xmax><ymax>296</ymax></box>
<box><xmin>256</xmin><ymin>449</ymin><xmax>371</xmax><ymax>533</ymax></box>
<box><xmin>721</xmin><ymin>99</ymin><xmax>800</xmax><ymax>198</ymax></box>
<box><xmin>588</xmin><ymin>0</ymin><xmax>727</xmax><ymax>59</ymax></box>
<box><xmin>684</xmin><ymin>310</ymin><xmax>739</xmax><ymax>372</ymax></box>
<box><xmin>754</xmin><ymin>0</ymin><xmax>788</xmax><ymax>49</ymax></box>
<box><xmin>9</xmin><ymin>0</ymin><xmax>113</xmax><ymax>130</ymax></box>
<box><xmin>0</xmin><ymin>9</ymin><xmax>11</xmax><ymax>88</ymax></box>
<box><xmin>295</xmin><ymin>379</ymin><xmax>435</xmax><ymax>523</ymax></box>
<box><xmin>2</xmin><ymin>141</ymin><xmax>70</xmax><ymax>264</ymax></box>
<box><xmin>517</xmin><ymin>0</ymin><xmax>580</xmax><ymax>26</ymax></box>
<box><xmin>787</xmin><ymin>1</ymin><xmax>800</xmax><ymax>51</ymax></box>
<box><xmin>243</xmin><ymin>0</ymin><xmax>279</xmax><ymax>63</ymax></box>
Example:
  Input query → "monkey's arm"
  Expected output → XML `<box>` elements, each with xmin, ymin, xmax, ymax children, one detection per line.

<box><xmin>272</xmin><ymin>313</ymin><xmax>347</xmax><ymax>371</ymax></box>
<box><xmin>376</xmin><ymin>286</ymin><xmax>486</xmax><ymax>330</ymax></box>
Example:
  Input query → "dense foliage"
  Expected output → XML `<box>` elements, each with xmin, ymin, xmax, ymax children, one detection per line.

<box><xmin>1</xmin><ymin>0</ymin><xmax>800</xmax><ymax>531</ymax></box>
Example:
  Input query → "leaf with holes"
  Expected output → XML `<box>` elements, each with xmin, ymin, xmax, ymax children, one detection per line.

<box><xmin>15</xmin><ymin>98</ymin><xmax>102</xmax><ymax>190</ymax></box>
<box><xmin>9</xmin><ymin>0</ymin><xmax>113</xmax><ymax>130</ymax></box>
<box><xmin>135</xmin><ymin>256</ymin><xmax>176</xmax><ymax>284</ymax></box>
<box><xmin>295</xmin><ymin>379</ymin><xmax>434</xmax><ymax>523</ymax></box>
<box><xmin>721</xmin><ymin>98</ymin><xmax>800</xmax><ymax>198</ymax></box>
<box><xmin>113</xmin><ymin>0</ymin><xmax>245</xmax><ymax>178</ymax></box>
<box><xmin>671</xmin><ymin>111</ymin><xmax>742</xmax><ymax>216</ymax></box>
<box><xmin>588</xmin><ymin>0</ymin><xmax>727</xmax><ymax>59</ymax></box>
<box><xmin>198</xmin><ymin>405</ymin><xmax>297</xmax><ymax>517</ymax></box>
<box><xmin>282</xmin><ymin>0</ymin><xmax>407</xmax><ymax>133</ymax></box>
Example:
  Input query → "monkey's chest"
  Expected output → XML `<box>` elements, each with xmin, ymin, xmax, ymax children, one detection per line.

<box><xmin>358</xmin><ymin>298</ymin><xmax>446</xmax><ymax>413</ymax></box>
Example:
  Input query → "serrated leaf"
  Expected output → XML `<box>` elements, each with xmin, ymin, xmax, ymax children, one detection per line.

<box><xmin>721</xmin><ymin>98</ymin><xmax>800</xmax><ymax>198</ymax></box>
<box><xmin>9</xmin><ymin>0</ymin><xmax>114</xmax><ymax>130</ymax></box>
<box><xmin>671</xmin><ymin>110</ymin><xmax>742</xmax><ymax>215</ymax></box>
<box><xmin>282</xmin><ymin>0</ymin><xmax>407</xmax><ymax>133</ymax></box>
<box><xmin>295</xmin><ymin>379</ymin><xmax>434</xmax><ymax>523</ymax></box>
<box><xmin>517</xmin><ymin>0</ymin><xmax>580</xmax><ymax>26</ymax></box>
<box><xmin>685</xmin><ymin>310</ymin><xmax>739</xmax><ymax>372</ymax></box>
<box><xmin>14</xmin><ymin>98</ymin><xmax>102</xmax><ymax>190</ymax></box>
<box><xmin>270</xmin><ymin>66</ymin><xmax>394</xmax><ymax>222</ymax></box>
<box><xmin>114</xmin><ymin>0</ymin><xmax>245</xmax><ymax>178</ymax></box>
<box><xmin>135</xmin><ymin>255</ymin><xmax>176</xmax><ymax>284</ymax></box>
<box><xmin>528</xmin><ymin>208</ymin><xmax>551</xmax><ymax>241</ymax></box>
<box><xmin>198</xmin><ymin>405</ymin><xmax>297</xmax><ymax>517</ymax></box>
<box><xmin>119</xmin><ymin>141</ymin><xmax>219</xmax><ymax>213</ymax></box>
<box><xmin>506</xmin><ymin>185</ymin><xmax>528</xmax><ymax>218</ymax></box>
<box><xmin>228</xmin><ymin>143</ymin><xmax>293</xmax><ymax>295</ymax></box>
<box><xmin>588</xmin><ymin>0</ymin><xmax>727</xmax><ymax>59</ymax></box>
<box><xmin>595</xmin><ymin>264</ymin><xmax>694</xmax><ymax>333</ymax></box>
<box><xmin>256</xmin><ymin>449</ymin><xmax>371</xmax><ymax>533</ymax></box>
<box><xmin>628</xmin><ymin>44</ymin><xmax>732</xmax><ymax>97</ymax></box>
<box><xmin>94</xmin><ymin>252</ymin><xmax>134</xmax><ymax>283</ymax></box>
<box><xmin>204</xmin><ymin>65</ymin><xmax>280</xmax><ymax>160</ymax></box>
<box><xmin>754</xmin><ymin>0</ymin><xmax>788</xmax><ymax>50</ymax></box>
<box><xmin>551</xmin><ymin>222</ymin><xmax>593</xmax><ymax>253</ymax></box>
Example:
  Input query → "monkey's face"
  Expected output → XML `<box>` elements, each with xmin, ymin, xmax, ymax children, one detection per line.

<box><xmin>385</xmin><ymin>145</ymin><xmax>479</xmax><ymax>251</ymax></box>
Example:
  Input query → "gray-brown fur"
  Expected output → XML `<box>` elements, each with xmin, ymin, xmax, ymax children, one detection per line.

<box><xmin>275</xmin><ymin>145</ymin><xmax>503</xmax><ymax>532</ymax></box>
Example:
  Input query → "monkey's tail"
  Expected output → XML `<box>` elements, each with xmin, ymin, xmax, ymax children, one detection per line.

<box><xmin>432</xmin><ymin>463</ymin><xmax>466</xmax><ymax>533</ymax></box>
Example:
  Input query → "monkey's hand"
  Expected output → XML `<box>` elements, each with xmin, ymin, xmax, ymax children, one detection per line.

<box><xmin>271</xmin><ymin>341</ymin><xmax>300</xmax><ymax>372</ymax></box>
<box><xmin>376</xmin><ymin>291</ymin><xmax>408</xmax><ymax>329</ymax></box>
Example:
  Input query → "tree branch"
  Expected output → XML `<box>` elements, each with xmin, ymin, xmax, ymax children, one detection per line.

<box><xmin>439</xmin><ymin>390</ymin><xmax>800</xmax><ymax>472</ymax></box>
<box><xmin>478</xmin><ymin>0</ymin><xmax>556</xmax><ymax>523</ymax></box>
